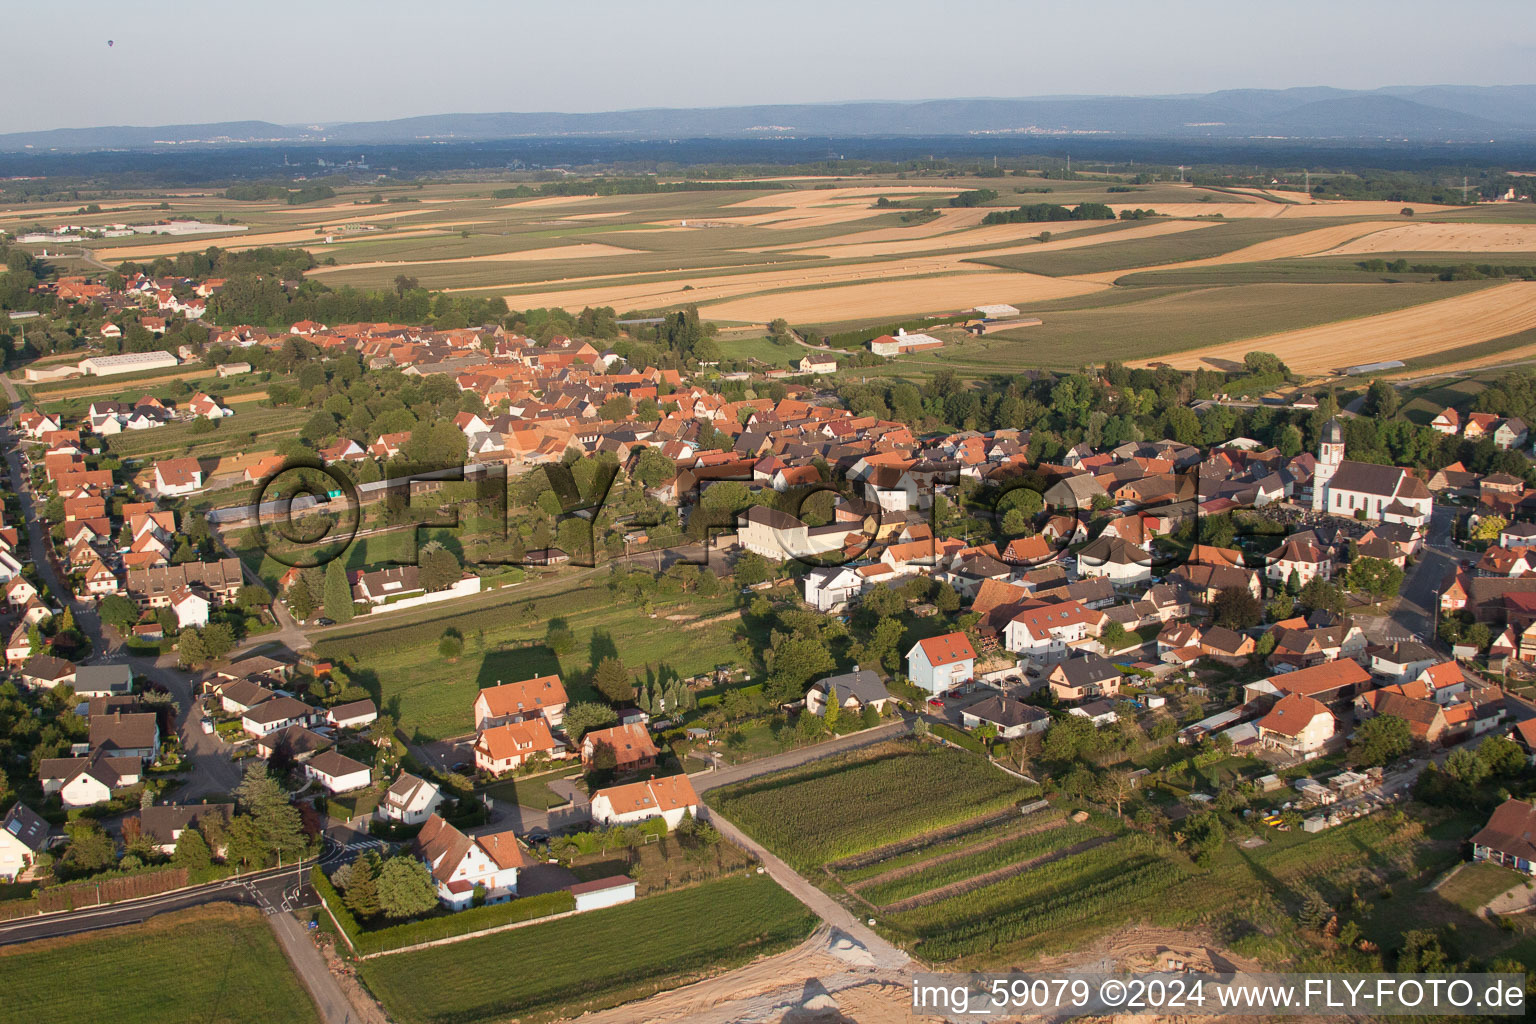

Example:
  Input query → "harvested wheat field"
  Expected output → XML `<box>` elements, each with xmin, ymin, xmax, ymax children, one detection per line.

<box><xmin>488</xmin><ymin>246</ymin><xmax>1096</xmax><ymax>310</ymax></box>
<box><xmin>1320</xmin><ymin>221</ymin><xmax>1536</xmax><ymax>255</ymax></box>
<box><xmin>98</xmin><ymin>228</ymin><xmax>327</xmax><ymax>260</ymax></box>
<box><xmin>699</xmin><ymin>270</ymin><xmax>1103</xmax><ymax>323</ymax></box>
<box><xmin>309</xmin><ymin>243</ymin><xmax>643</xmax><ymax>275</ymax></box>
<box><xmin>1143</xmin><ymin>281</ymin><xmax>1536</xmax><ymax>373</ymax></box>
<box><xmin>787</xmin><ymin>218</ymin><xmax>1201</xmax><ymax>260</ymax></box>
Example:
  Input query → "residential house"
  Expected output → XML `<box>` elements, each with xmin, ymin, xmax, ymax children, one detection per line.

<box><xmin>581</xmin><ymin>723</ymin><xmax>659</xmax><ymax>773</ymax></box>
<box><xmin>473</xmin><ymin>675</ymin><xmax>569</xmax><ymax>731</ymax></box>
<box><xmin>1003</xmin><ymin>601</ymin><xmax>1101</xmax><ymax>663</ymax></box>
<box><xmin>1076</xmin><ymin>535</ymin><xmax>1152</xmax><ymax>587</ymax></box>
<box><xmin>379</xmin><ymin>773</ymin><xmax>443</xmax><ymax>826</ymax></box>
<box><xmin>1068</xmin><ymin>699</ymin><xmax>1119</xmax><ymax>728</ymax></box>
<box><xmin>327</xmin><ymin>699</ymin><xmax>379</xmax><ymax>731</ymax></box>
<box><xmin>805</xmin><ymin>669</ymin><xmax>893</xmax><ymax>716</ymax></box>
<box><xmin>241</xmin><ymin>696</ymin><xmax>315</xmax><ymax>738</ymax></box>
<box><xmin>1256</xmin><ymin>693</ymin><xmax>1335</xmax><ymax>753</ymax></box>
<box><xmin>1471</xmin><ymin>798</ymin><xmax>1536</xmax><ymax>874</ymax></box>
<box><xmin>905</xmin><ymin>632</ymin><xmax>977</xmax><ymax>695</ymax></box>
<box><xmin>960</xmin><ymin>696</ymin><xmax>1050</xmax><ymax>739</ymax></box>
<box><xmin>39</xmin><ymin>753</ymin><xmax>142</xmax><ymax>808</ymax></box>
<box><xmin>0</xmin><ymin>804</ymin><xmax>49</xmax><ymax>880</ymax></box>
<box><xmin>73</xmin><ymin>664</ymin><xmax>132</xmax><ymax>698</ymax></box>
<box><xmin>474</xmin><ymin>718</ymin><xmax>563</xmax><ymax>774</ymax></box>
<box><xmin>590</xmin><ymin>774</ymin><xmax>701</xmax><ymax>828</ymax></box>
<box><xmin>1047</xmin><ymin>653</ymin><xmax>1122</xmax><ymax>702</ymax></box>
<box><xmin>412</xmin><ymin>813</ymin><xmax>529</xmax><ymax>910</ymax></box>
<box><xmin>152</xmin><ymin>458</ymin><xmax>204</xmax><ymax>496</ymax></box>
<box><xmin>18</xmin><ymin>655</ymin><xmax>76</xmax><ymax>691</ymax></box>
<box><xmin>89</xmin><ymin>711</ymin><xmax>160</xmax><ymax>762</ymax></box>
<box><xmin>130</xmin><ymin>803</ymin><xmax>233</xmax><ymax>855</ymax></box>
<box><xmin>304</xmin><ymin>751</ymin><xmax>372</xmax><ymax>794</ymax></box>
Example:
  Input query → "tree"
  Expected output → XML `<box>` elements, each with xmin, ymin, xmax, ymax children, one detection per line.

<box><xmin>438</xmin><ymin>630</ymin><xmax>464</xmax><ymax>661</ymax></box>
<box><xmin>172</xmin><ymin>827</ymin><xmax>212</xmax><ymax>871</ymax></box>
<box><xmin>1211</xmin><ymin>586</ymin><xmax>1262</xmax><ymax>630</ymax></box>
<box><xmin>823</xmin><ymin>684</ymin><xmax>840</xmax><ymax>730</ymax></box>
<box><xmin>341</xmin><ymin>854</ymin><xmax>381</xmax><ymax>918</ymax></box>
<box><xmin>1298</xmin><ymin>577</ymin><xmax>1346</xmax><ymax>616</ymax></box>
<box><xmin>1350</xmin><ymin>714</ymin><xmax>1412</xmax><ymax>767</ymax></box>
<box><xmin>1471</xmin><ymin>515</ymin><xmax>1508</xmax><ymax>542</ymax></box>
<box><xmin>1347</xmin><ymin>557</ymin><xmax>1404</xmax><ymax>600</ymax></box>
<box><xmin>861</xmin><ymin>704</ymin><xmax>880</xmax><ymax>729</ymax></box>
<box><xmin>934</xmin><ymin>584</ymin><xmax>961</xmax><ymax>614</ymax></box>
<box><xmin>1365</xmin><ymin>379</ymin><xmax>1401</xmax><ymax>420</ymax></box>
<box><xmin>377</xmin><ymin>855</ymin><xmax>439</xmax><ymax>919</ymax></box>
<box><xmin>1101</xmin><ymin>621</ymin><xmax>1130</xmax><ymax>651</ymax></box>
<box><xmin>235</xmin><ymin>762</ymin><xmax>308</xmax><ymax>865</ymax></box>
<box><xmin>592</xmin><ymin>657</ymin><xmax>634</xmax><ymax>704</ymax></box>
<box><xmin>562</xmin><ymin>702</ymin><xmax>618</xmax><ymax>743</ymax></box>
<box><xmin>99</xmin><ymin>594</ymin><xmax>140</xmax><ymax>632</ymax></box>
<box><xmin>62</xmin><ymin>820</ymin><xmax>116</xmax><ymax>875</ymax></box>
<box><xmin>733</xmin><ymin>551</ymin><xmax>770</xmax><ymax>587</ymax></box>
<box><xmin>419</xmin><ymin>543</ymin><xmax>462</xmax><ymax>592</ymax></box>
<box><xmin>323</xmin><ymin>558</ymin><xmax>354</xmax><ymax>624</ymax></box>
<box><xmin>1097</xmin><ymin>769</ymin><xmax>1135</xmax><ymax>818</ymax></box>
<box><xmin>1265</xmin><ymin>593</ymin><xmax>1294</xmax><ymax>622</ymax></box>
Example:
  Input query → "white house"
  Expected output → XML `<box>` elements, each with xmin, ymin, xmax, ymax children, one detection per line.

<box><xmin>1076</xmin><ymin>535</ymin><xmax>1152</xmax><ymax>587</ymax></box>
<box><xmin>304</xmin><ymin>750</ymin><xmax>372</xmax><ymax>794</ymax></box>
<box><xmin>169</xmin><ymin>587</ymin><xmax>210</xmax><ymax>629</ymax></box>
<box><xmin>797</xmin><ymin>354</ymin><xmax>838</xmax><ymax>375</ymax></box>
<box><xmin>39</xmin><ymin>754</ymin><xmax>142</xmax><ymax>808</ymax></box>
<box><xmin>152</xmin><ymin>458</ymin><xmax>204</xmax><ymax>497</ymax></box>
<box><xmin>1256</xmin><ymin>693</ymin><xmax>1335</xmax><ymax>753</ymax></box>
<box><xmin>802</xmin><ymin>565</ymin><xmax>865</xmax><ymax>612</ymax></box>
<box><xmin>0</xmin><ymin>804</ymin><xmax>49</xmax><ymax>881</ymax></box>
<box><xmin>412</xmin><ymin>813</ymin><xmax>529</xmax><ymax>910</ymax></box>
<box><xmin>241</xmin><ymin>696</ymin><xmax>314</xmax><ymax>738</ymax></box>
<box><xmin>327</xmin><ymin>699</ymin><xmax>379</xmax><ymax>731</ymax></box>
<box><xmin>1003</xmin><ymin>600</ymin><xmax>1101</xmax><ymax>662</ymax></box>
<box><xmin>905</xmin><ymin>632</ymin><xmax>977</xmax><ymax>695</ymax></box>
<box><xmin>379</xmin><ymin>773</ymin><xmax>443</xmax><ymax>826</ymax></box>
<box><xmin>589</xmin><ymin>774</ymin><xmax>700</xmax><ymax>829</ymax></box>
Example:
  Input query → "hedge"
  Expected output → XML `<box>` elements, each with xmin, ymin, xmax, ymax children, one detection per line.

<box><xmin>37</xmin><ymin>865</ymin><xmax>190</xmax><ymax>913</ymax></box>
<box><xmin>697</xmin><ymin>682</ymin><xmax>765</xmax><ymax>710</ymax></box>
<box><xmin>312</xmin><ymin>864</ymin><xmax>576</xmax><ymax>956</ymax></box>
<box><xmin>929</xmin><ymin>721</ymin><xmax>986</xmax><ymax>754</ymax></box>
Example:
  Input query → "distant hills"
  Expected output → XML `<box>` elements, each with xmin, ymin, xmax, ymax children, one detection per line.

<box><xmin>4</xmin><ymin>85</ymin><xmax>1536</xmax><ymax>152</ymax></box>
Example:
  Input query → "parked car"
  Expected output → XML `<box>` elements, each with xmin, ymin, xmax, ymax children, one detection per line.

<box><xmin>927</xmin><ymin>697</ymin><xmax>945</xmax><ymax>710</ymax></box>
<box><xmin>200</xmin><ymin>718</ymin><xmax>214</xmax><ymax>735</ymax></box>
<box><xmin>315</xmin><ymin>617</ymin><xmax>335</xmax><ymax>627</ymax></box>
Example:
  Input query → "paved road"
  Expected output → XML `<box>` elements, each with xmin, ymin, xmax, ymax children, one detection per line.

<box><xmin>1386</xmin><ymin>503</ymin><xmax>1459</xmax><ymax>645</ymax></box>
<box><xmin>0</xmin><ymin>862</ymin><xmax>306</xmax><ymax>946</ymax></box>
<box><xmin>688</xmin><ymin>719</ymin><xmax>911</xmax><ymax>794</ymax></box>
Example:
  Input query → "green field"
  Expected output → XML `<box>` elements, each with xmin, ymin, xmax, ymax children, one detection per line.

<box><xmin>969</xmin><ymin>217</ymin><xmax>1349</xmax><ymax>277</ymax></box>
<box><xmin>0</xmin><ymin>904</ymin><xmax>319</xmax><ymax>1024</ymax></box>
<box><xmin>868</xmin><ymin>279</ymin><xmax>1497</xmax><ymax>373</ymax></box>
<box><xmin>359</xmin><ymin>874</ymin><xmax>815</xmax><ymax>1024</ymax></box>
<box><xmin>314</xmin><ymin>582</ymin><xmax>746</xmax><ymax>741</ymax></box>
<box><xmin>706</xmin><ymin>741</ymin><xmax>1036</xmax><ymax>872</ymax></box>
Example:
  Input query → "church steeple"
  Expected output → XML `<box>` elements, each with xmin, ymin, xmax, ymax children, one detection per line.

<box><xmin>1312</xmin><ymin>418</ymin><xmax>1344</xmax><ymax>511</ymax></box>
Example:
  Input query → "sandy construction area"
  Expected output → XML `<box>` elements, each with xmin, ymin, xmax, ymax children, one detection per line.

<box><xmin>1141</xmin><ymin>281</ymin><xmax>1536</xmax><ymax>373</ymax></box>
<box><xmin>309</xmin><ymin>243</ymin><xmax>643</xmax><ymax>275</ymax></box>
<box><xmin>1320</xmin><ymin>221</ymin><xmax>1536</xmax><ymax>255</ymax></box>
<box><xmin>699</xmin><ymin>270</ymin><xmax>1103</xmax><ymax>323</ymax></box>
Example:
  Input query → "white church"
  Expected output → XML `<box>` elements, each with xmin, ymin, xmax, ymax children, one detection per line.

<box><xmin>1310</xmin><ymin>418</ymin><xmax>1431</xmax><ymax>527</ymax></box>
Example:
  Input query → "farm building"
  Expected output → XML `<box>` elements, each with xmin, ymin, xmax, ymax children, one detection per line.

<box><xmin>77</xmin><ymin>351</ymin><xmax>179</xmax><ymax>376</ymax></box>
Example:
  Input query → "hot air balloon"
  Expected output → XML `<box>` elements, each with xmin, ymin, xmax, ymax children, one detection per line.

<box><xmin>107</xmin><ymin>39</ymin><xmax>114</xmax><ymax>47</ymax></box>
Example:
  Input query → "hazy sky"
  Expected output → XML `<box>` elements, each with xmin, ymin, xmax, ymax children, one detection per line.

<box><xmin>7</xmin><ymin>0</ymin><xmax>1535</xmax><ymax>133</ymax></box>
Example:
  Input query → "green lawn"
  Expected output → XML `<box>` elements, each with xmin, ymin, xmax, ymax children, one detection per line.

<box><xmin>317</xmin><ymin>583</ymin><xmax>747</xmax><ymax>741</ymax></box>
<box><xmin>0</xmin><ymin>904</ymin><xmax>319</xmax><ymax>1024</ymax></box>
<box><xmin>360</xmin><ymin>874</ymin><xmax>815</xmax><ymax>1024</ymax></box>
<box><xmin>479</xmin><ymin>765</ymin><xmax>582</xmax><ymax>810</ymax></box>
<box><xmin>1436</xmin><ymin>861</ymin><xmax>1525</xmax><ymax>913</ymax></box>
